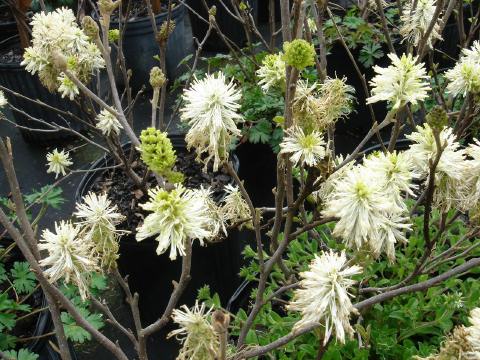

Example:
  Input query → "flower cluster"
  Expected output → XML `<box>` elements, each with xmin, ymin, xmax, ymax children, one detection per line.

<box><xmin>256</xmin><ymin>53</ymin><xmax>286</xmax><ymax>92</ymax></box>
<box><xmin>181</xmin><ymin>72</ymin><xmax>243</xmax><ymax>172</ymax></box>
<box><xmin>46</xmin><ymin>148</ymin><xmax>73</xmax><ymax>178</ymax></box>
<box><xmin>280</xmin><ymin>127</ymin><xmax>327</xmax><ymax>167</ymax></box>
<box><xmin>221</xmin><ymin>184</ymin><xmax>252</xmax><ymax>230</ymax></box>
<box><xmin>95</xmin><ymin>109</ymin><xmax>123</xmax><ymax>136</ymax></box>
<box><xmin>400</xmin><ymin>0</ymin><xmax>442</xmax><ymax>48</ymax></box>
<box><xmin>74</xmin><ymin>192</ymin><xmax>125</xmax><ymax>270</ymax></box>
<box><xmin>136</xmin><ymin>185</ymin><xmax>213</xmax><ymax>260</ymax></box>
<box><xmin>40</xmin><ymin>193</ymin><xmax>125</xmax><ymax>299</ymax></box>
<box><xmin>283</xmin><ymin>39</ymin><xmax>316</xmax><ymax>70</ymax></box>
<box><xmin>417</xmin><ymin>308</ymin><xmax>480</xmax><ymax>359</ymax></box>
<box><xmin>139</xmin><ymin>128</ymin><xmax>183</xmax><ymax>184</ymax></box>
<box><xmin>323</xmin><ymin>160</ymin><xmax>413</xmax><ymax>261</ymax></box>
<box><xmin>39</xmin><ymin>221</ymin><xmax>97</xmax><ymax>299</ymax></box>
<box><xmin>406</xmin><ymin>123</ymin><xmax>466</xmax><ymax>211</ymax></box>
<box><xmin>22</xmin><ymin>8</ymin><xmax>104</xmax><ymax>99</ymax></box>
<box><xmin>445</xmin><ymin>41</ymin><xmax>480</xmax><ymax>97</ymax></box>
<box><xmin>168</xmin><ymin>302</ymin><xmax>220</xmax><ymax>360</ymax></box>
<box><xmin>293</xmin><ymin>77</ymin><xmax>354</xmax><ymax>133</ymax></box>
<box><xmin>288</xmin><ymin>251</ymin><xmax>362</xmax><ymax>344</ymax></box>
<box><xmin>367</xmin><ymin>53</ymin><xmax>430</xmax><ymax>109</ymax></box>
<box><xmin>0</xmin><ymin>90</ymin><xmax>7</xmax><ymax>108</ymax></box>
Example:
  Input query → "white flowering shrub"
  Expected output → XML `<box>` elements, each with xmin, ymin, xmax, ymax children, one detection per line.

<box><xmin>1</xmin><ymin>0</ymin><xmax>480</xmax><ymax>359</ymax></box>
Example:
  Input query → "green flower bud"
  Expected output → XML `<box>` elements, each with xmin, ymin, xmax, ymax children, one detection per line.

<box><xmin>149</xmin><ymin>67</ymin><xmax>166</xmax><ymax>88</ymax></box>
<box><xmin>239</xmin><ymin>1</ymin><xmax>248</xmax><ymax>11</ymax></box>
<box><xmin>82</xmin><ymin>16</ymin><xmax>100</xmax><ymax>39</ymax></box>
<box><xmin>108</xmin><ymin>29</ymin><xmax>120</xmax><ymax>42</ymax></box>
<box><xmin>157</xmin><ymin>20</ymin><xmax>176</xmax><ymax>43</ymax></box>
<box><xmin>139</xmin><ymin>128</ymin><xmax>177</xmax><ymax>177</ymax></box>
<box><xmin>426</xmin><ymin>106</ymin><xmax>449</xmax><ymax>131</ymax></box>
<box><xmin>282</xmin><ymin>39</ymin><xmax>316</xmax><ymax>71</ymax></box>
<box><xmin>208</xmin><ymin>5</ymin><xmax>217</xmax><ymax>17</ymax></box>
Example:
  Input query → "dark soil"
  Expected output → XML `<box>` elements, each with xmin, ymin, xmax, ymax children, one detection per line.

<box><xmin>0</xmin><ymin>45</ymin><xmax>23</xmax><ymax>64</ymax></box>
<box><xmin>89</xmin><ymin>149</ymin><xmax>233</xmax><ymax>232</ymax></box>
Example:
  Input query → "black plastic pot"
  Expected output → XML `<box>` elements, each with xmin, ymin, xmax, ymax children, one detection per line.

<box><xmin>111</xmin><ymin>3</ymin><xmax>192</xmax><ymax>92</ymax></box>
<box><xmin>0</xmin><ymin>5</ymin><xmax>17</xmax><ymax>45</ymax></box>
<box><xmin>75</xmin><ymin>136</ymin><xmax>247</xmax><ymax>323</ymax></box>
<box><xmin>186</xmin><ymin>0</ymin><xmax>258</xmax><ymax>52</ymax></box>
<box><xmin>0</xmin><ymin>39</ymin><xmax>86</xmax><ymax>145</ymax></box>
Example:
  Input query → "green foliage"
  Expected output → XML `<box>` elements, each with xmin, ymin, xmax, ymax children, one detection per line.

<box><xmin>0</xmin><ymin>185</ymin><xmax>65</xmax><ymax>223</ymax></box>
<box><xmin>10</xmin><ymin>262</ymin><xmax>36</xmax><ymax>294</ymax></box>
<box><xmin>61</xmin><ymin>308</ymin><xmax>104</xmax><ymax>343</ymax></box>
<box><xmin>3</xmin><ymin>349</ymin><xmax>39</xmax><ymax>360</ymax></box>
<box><xmin>230</xmin><ymin>205</ymin><xmax>479</xmax><ymax>359</ymax></box>
<box><xmin>359</xmin><ymin>43</ymin><xmax>384</xmax><ymax>68</ymax></box>
<box><xmin>60</xmin><ymin>273</ymin><xmax>107</xmax><ymax>343</ymax></box>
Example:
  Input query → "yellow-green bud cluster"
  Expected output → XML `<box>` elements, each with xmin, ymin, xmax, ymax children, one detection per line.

<box><xmin>139</xmin><ymin>128</ymin><xmax>183</xmax><ymax>183</ymax></box>
<box><xmin>282</xmin><ymin>39</ymin><xmax>316</xmax><ymax>71</ymax></box>
<box><xmin>82</xmin><ymin>16</ymin><xmax>100</xmax><ymax>39</ymax></box>
<box><xmin>108</xmin><ymin>29</ymin><xmax>120</xmax><ymax>42</ymax></box>
<box><xmin>149</xmin><ymin>67</ymin><xmax>166</xmax><ymax>88</ymax></box>
<box><xmin>157</xmin><ymin>20</ymin><xmax>176</xmax><ymax>43</ymax></box>
<box><xmin>426</xmin><ymin>106</ymin><xmax>449</xmax><ymax>131</ymax></box>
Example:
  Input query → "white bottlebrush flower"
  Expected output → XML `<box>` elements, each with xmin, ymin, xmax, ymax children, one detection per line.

<box><xmin>363</xmin><ymin>150</ymin><xmax>418</xmax><ymax>208</ymax></box>
<box><xmin>221</xmin><ymin>184</ymin><xmax>252</xmax><ymax>230</ymax></box>
<box><xmin>256</xmin><ymin>52</ymin><xmax>286</xmax><ymax>92</ymax></box>
<box><xmin>75</xmin><ymin>192</ymin><xmax>125</xmax><ymax>230</ymax></box>
<box><xmin>168</xmin><ymin>301</ymin><xmax>219</xmax><ymax>360</ymax></box>
<box><xmin>445</xmin><ymin>41</ymin><xmax>480</xmax><ymax>96</ymax></box>
<box><xmin>193</xmin><ymin>186</ymin><xmax>226</xmax><ymax>240</ymax></box>
<box><xmin>322</xmin><ymin>164</ymin><xmax>408</xmax><ymax>260</ymax></box>
<box><xmin>39</xmin><ymin>221</ymin><xmax>97</xmax><ymax>299</ymax></box>
<box><xmin>406</xmin><ymin>124</ymin><xmax>467</xmax><ymax>210</ymax></box>
<box><xmin>21</xmin><ymin>8</ymin><xmax>104</xmax><ymax>97</ymax></box>
<box><xmin>181</xmin><ymin>72</ymin><xmax>243</xmax><ymax>172</ymax></box>
<box><xmin>313</xmin><ymin>154</ymin><xmax>355</xmax><ymax>204</ymax></box>
<box><xmin>288</xmin><ymin>251</ymin><xmax>362</xmax><ymax>344</ymax></box>
<box><xmin>0</xmin><ymin>90</ymin><xmax>7</xmax><ymax>108</ymax></box>
<box><xmin>95</xmin><ymin>109</ymin><xmax>123</xmax><ymax>136</ymax></box>
<box><xmin>306</xmin><ymin>17</ymin><xmax>317</xmax><ymax>33</ymax></box>
<box><xmin>459</xmin><ymin>139</ymin><xmax>480</xmax><ymax>210</ymax></box>
<box><xmin>46</xmin><ymin>148</ymin><xmax>73</xmax><ymax>178</ymax></box>
<box><xmin>400</xmin><ymin>0</ymin><xmax>442</xmax><ymax>48</ymax></box>
<box><xmin>467</xmin><ymin>308</ymin><xmax>480</xmax><ymax>355</ymax></box>
<box><xmin>74</xmin><ymin>192</ymin><xmax>126</xmax><ymax>269</ymax></box>
<box><xmin>367</xmin><ymin>53</ymin><xmax>430</xmax><ymax>109</ymax></box>
<box><xmin>136</xmin><ymin>185</ymin><xmax>213</xmax><ymax>260</ymax></box>
<box><xmin>57</xmin><ymin>75</ymin><xmax>79</xmax><ymax>100</ymax></box>
<box><xmin>280</xmin><ymin>127</ymin><xmax>327</xmax><ymax>167</ymax></box>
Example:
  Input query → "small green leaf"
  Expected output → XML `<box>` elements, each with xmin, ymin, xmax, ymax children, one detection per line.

<box><xmin>62</xmin><ymin>308</ymin><xmax>104</xmax><ymax>343</ymax></box>
<box><xmin>11</xmin><ymin>262</ymin><xmax>36</xmax><ymax>294</ymax></box>
<box><xmin>3</xmin><ymin>349</ymin><xmax>39</xmax><ymax>360</ymax></box>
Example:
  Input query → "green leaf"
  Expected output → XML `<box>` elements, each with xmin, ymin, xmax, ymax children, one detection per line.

<box><xmin>248</xmin><ymin>119</ymin><xmax>272</xmax><ymax>144</ymax></box>
<box><xmin>0</xmin><ymin>293</ymin><xmax>16</xmax><ymax>331</ymax></box>
<box><xmin>61</xmin><ymin>308</ymin><xmax>104</xmax><ymax>343</ymax></box>
<box><xmin>3</xmin><ymin>349</ymin><xmax>39</xmax><ymax>360</ymax></box>
<box><xmin>24</xmin><ymin>185</ymin><xmax>65</xmax><ymax>210</ymax></box>
<box><xmin>10</xmin><ymin>262</ymin><xmax>36</xmax><ymax>294</ymax></box>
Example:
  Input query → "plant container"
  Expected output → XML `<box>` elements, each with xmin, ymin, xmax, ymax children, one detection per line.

<box><xmin>111</xmin><ymin>3</ymin><xmax>192</xmax><ymax>91</ymax></box>
<box><xmin>0</xmin><ymin>38</ymin><xmax>86</xmax><ymax>145</ymax></box>
<box><xmin>186</xmin><ymin>0</ymin><xmax>258</xmax><ymax>52</ymax></box>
